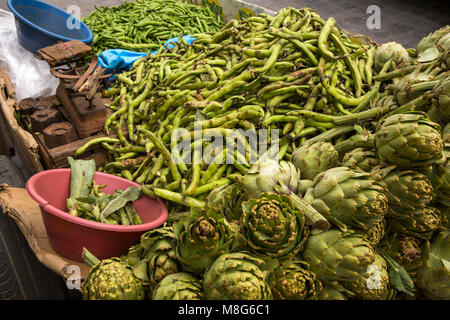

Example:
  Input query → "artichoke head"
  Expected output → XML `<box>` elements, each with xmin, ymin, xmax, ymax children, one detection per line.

<box><xmin>152</xmin><ymin>273</ymin><xmax>203</xmax><ymax>300</ymax></box>
<box><xmin>416</xmin><ymin>26</ymin><xmax>450</xmax><ymax>62</ymax></box>
<box><xmin>431</xmin><ymin>77</ymin><xmax>450</xmax><ymax>125</ymax></box>
<box><xmin>302</xmin><ymin>229</ymin><xmax>376</xmax><ymax>282</ymax></box>
<box><xmin>416</xmin><ymin>231</ymin><xmax>450</xmax><ymax>299</ymax></box>
<box><xmin>82</xmin><ymin>257</ymin><xmax>145</xmax><ymax>300</ymax></box>
<box><xmin>374</xmin><ymin>41</ymin><xmax>410</xmax><ymax>72</ymax></box>
<box><xmin>130</xmin><ymin>227</ymin><xmax>180</xmax><ymax>289</ymax></box>
<box><xmin>373</xmin><ymin>166</ymin><xmax>433</xmax><ymax>214</ymax></box>
<box><xmin>374</xmin><ymin>112</ymin><xmax>444</xmax><ymax>168</ymax></box>
<box><xmin>291</xmin><ymin>141</ymin><xmax>339</xmax><ymax>181</ymax></box>
<box><xmin>394</xmin><ymin>65</ymin><xmax>441</xmax><ymax>105</ymax></box>
<box><xmin>203</xmin><ymin>252</ymin><xmax>272</xmax><ymax>300</ymax></box>
<box><xmin>341</xmin><ymin>147</ymin><xmax>382</xmax><ymax>173</ymax></box>
<box><xmin>240</xmin><ymin>192</ymin><xmax>308</xmax><ymax>259</ymax></box>
<box><xmin>173</xmin><ymin>206</ymin><xmax>236</xmax><ymax>274</ymax></box>
<box><xmin>267</xmin><ymin>260</ymin><xmax>321</xmax><ymax>300</ymax></box>
<box><xmin>303</xmin><ymin>167</ymin><xmax>388</xmax><ymax>231</ymax></box>
<box><xmin>238</xmin><ymin>159</ymin><xmax>301</xmax><ymax>197</ymax></box>
<box><xmin>358</xmin><ymin>218</ymin><xmax>387</xmax><ymax>247</ymax></box>
<box><xmin>381</xmin><ymin>234</ymin><xmax>424</xmax><ymax>272</ymax></box>
<box><xmin>343</xmin><ymin>253</ymin><xmax>390</xmax><ymax>300</ymax></box>
<box><xmin>206</xmin><ymin>183</ymin><xmax>245</xmax><ymax>221</ymax></box>
<box><xmin>388</xmin><ymin>206</ymin><xmax>442</xmax><ymax>240</ymax></box>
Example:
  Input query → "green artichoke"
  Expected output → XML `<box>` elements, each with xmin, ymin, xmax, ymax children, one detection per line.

<box><xmin>430</xmin><ymin>77</ymin><xmax>450</xmax><ymax>123</ymax></box>
<box><xmin>240</xmin><ymin>192</ymin><xmax>308</xmax><ymax>259</ymax></box>
<box><xmin>267</xmin><ymin>260</ymin><xmax>321</xmax><ymax>300</ymax></box>
<box><xmin>416</xmin><ymin>26</ymin><xmax>450</xmax><ymax>63</ymax></box>
<box><xmin>373</xmin><ymin>41</ymin><xmax>410</xmax><ymax>72</ymax></box>
<box><xmin>122</xmin><ymin>243</ymin><xmax>144</xmax><ymax>267</ymax></box>
<box><xmin>343</xmin><ymin>253</ymin><xmax>390</xmax><ymax>300</ymax></box>
<box><xmin>416</xmin><ymin>231</ymin><xmax>450</xmax><ymax>299</ymax></box>
<box><xmin>388</xmin><ymin>206</ymin><xmax>442</xmax><ymax>240</ymax></box>
<box><xmin>436</xmin><ymin>148</ymin><xmax>450</xmax><ymax>206</ymax></box>
<box><xmin>291</xmin><ymin>141</ymin><xmax>340</xmax><ymax>181</ymax></box>
<box><xmin>203</xmin><ymin>252</ymin><xmax>272</xmax><ymax>300</ymax></box>
<box><xmin>238</xmin><ymin>159</ymin><xmax>301</xmax><ymax>197</ymax></box>
<box><xmin>152</xmin><ymin>273</ymin><xmax>203</xmax><ymax>300</ymax></box>
<box><xmin>341</xmin><ymin>147</ymin><xmax>381</xmax><ymax>173</ymax></box>
<box><xmin>303</xmin><ymin>167</ymin><xmax>388</xmax><ymax>231</ymax></box>
<box><xmin>173</xmin><ymin>206</ymin><xmax>236</xmax><ymax>274</ymax></box>
<box><xmin>374</xmin><ymin>112</ymin><xmax>444</xmax><ymax>168</ymax></box>
<box><xmin>129</xmin><ymin>227</ymin><xmax>180</xmax><ymax>289</ymax></box>
<box><xmin>373</xmin><ymin>166</ymin><xmax>433</xmax><ymax>214</ymax></box>
<box><xmin>302</xmin><ymin>229</ymin><xmax>376</xmax><ymax>282</ymax></box>
<box><xmin>437</xmin><ymin>204</ymin><xmax>450</xmax><ymax>229</ymax></box>
<box><xmin>381</xmin><ymin>234</ymin><xmax>424</xmax><ymax>272</ymax></box>
<box><xmin>394</xmin><ymin>65</ymin><xmax>442</xmax><ymax>105</ymax></box>
<box><xmin>206</xmin><ymin>183</ymin><xmax>245</xmax><ymax>221</ymax></box>
<box><xmin>358</xmin><ymin>218</ymin><xmax>387</xmax><ymax>247</ymax></box>
<box><xmin>239</xmin><ymin>160</ymin><xmax>330</xmax><ymax>229</ymax></box>
<box><xmin>417</xmin><ymin>163</ymin><xmax>446</xmax><ymax>200</ymax></box>
<box><xmin>82</xmin><ymin>249</ymin><xmax>145</xmax><ymax>300</ymax></box>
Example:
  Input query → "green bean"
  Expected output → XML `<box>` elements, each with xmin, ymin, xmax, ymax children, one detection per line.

<box><xmin>144</xmin><ymin>186</ymin><xmax>205</xmax><ymax>208</ymax></box>
<box><xmin>318</xmin><ymin>17</ymin><xmax>338</xmax><ymax>60</ymax></box>
<box><xmin>140</xmin><ymin>129</ymin><xmax>181</xmax><ymax>182</ymax></box>
<box><xmin>76</xmin><ymin>137</ymin><xmax>120</xmax><ymax>156</ymax></box>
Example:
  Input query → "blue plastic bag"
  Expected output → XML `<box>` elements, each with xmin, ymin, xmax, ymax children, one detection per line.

<box><xmin>98</xmin><ymin>35</ymin><xmax>196</xmax><ymax>75</ymax></box>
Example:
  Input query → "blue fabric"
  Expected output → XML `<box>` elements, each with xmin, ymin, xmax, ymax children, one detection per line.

<box><xmin>98</xmin><ymin>35</ymin><xmax>197</xmax><ymax>75</ymax></box>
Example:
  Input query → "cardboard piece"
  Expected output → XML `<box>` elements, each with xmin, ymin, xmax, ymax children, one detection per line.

<box><xmin>0</xmin><ymin>184</ymin><xmax>90</xmax><ymax>286</ymax></box>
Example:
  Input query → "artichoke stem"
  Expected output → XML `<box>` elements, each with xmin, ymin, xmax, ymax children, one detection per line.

<box><xmin>82</xmin><ymin>247</ymin><xmax>101</xmax><ymax>267</ymax></box>
<box><xmin>288</xmin><ymin>193</ymin><xmax>330</xmax><ymax>230</ymax></box>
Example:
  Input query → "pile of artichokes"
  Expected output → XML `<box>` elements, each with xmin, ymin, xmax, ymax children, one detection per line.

<box><xmin>81</xmin><ymin>11</ymin><xmax>449</xmax><ymax>300</ymax></box>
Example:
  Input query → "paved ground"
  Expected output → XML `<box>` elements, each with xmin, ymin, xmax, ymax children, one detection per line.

<box><xmin>1</xmin><ymin>0</ymin><xmax>449</xmax><ymax>47</ymax></box>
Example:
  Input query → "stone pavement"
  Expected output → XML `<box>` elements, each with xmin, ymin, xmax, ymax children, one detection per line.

<box><xmin>252</xmin><ymin>0</ymin><xmax>450</xmax><ymax>48</ymax></box>
<box><xmin>1</xmin><ymin>0</ymin><xmax>449</xmax><ymax>47</ymax></box>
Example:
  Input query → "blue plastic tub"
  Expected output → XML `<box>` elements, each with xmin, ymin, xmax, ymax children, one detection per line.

<box><xmin>7</xmin><ymin>0</ymin><xmax>93</xmax><ymax>54</ymax></box>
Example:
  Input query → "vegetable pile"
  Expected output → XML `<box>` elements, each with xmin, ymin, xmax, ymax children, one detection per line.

<box><xmin>77</xmin><ymin>7</ymin><xmax>450</xmax><ymax>300</ymax></box>
<box><xmin>83</xmin><ymin>0</ymin><xmax>225</xmax><ymax>55</ymax></box>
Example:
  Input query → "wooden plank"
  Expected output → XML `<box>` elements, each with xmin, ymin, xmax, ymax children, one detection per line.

<box><xmin>35</xmin><ymin>133</ymin><xmax>108</xmax><ymax>169</ymax></box>
<box><xmin>34</xmin><ymin>134</ymin><xmax>55</xmax><ymax>169</ymax></box>
<box><xmin>0</xmin><ymin>69</ymin><xmax>43</xmax><ymax>175</ymax></box>
<box><xmin>0</xmin><ymin>82</ymin><xmax>14</xmax><ymax>156</ymax></box>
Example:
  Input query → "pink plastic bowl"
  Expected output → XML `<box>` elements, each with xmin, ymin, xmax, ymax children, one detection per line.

<box><xmin>26</xmin><ymin>169</ymin><xmax>168</xmax><ymax>262</ymax></box>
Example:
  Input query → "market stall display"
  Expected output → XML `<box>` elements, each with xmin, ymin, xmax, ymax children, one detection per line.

<box><xmin>0</xmin><ymin>0</ymin><xmax>448</xmax><ymax>302</ymax></box>
<box><xmin>73</xmin><ymin>7</ymin><xmax>450</xmax><ymax>300</ymax></box>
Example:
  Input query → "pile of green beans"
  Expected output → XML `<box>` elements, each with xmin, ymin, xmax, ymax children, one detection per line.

<box><xmin>77</xmin><ymin>7</ymin><xmax>396</xmax><ymax>212</ymax></box>
<box><xmin>83</xmin><ymin>0</ymin><xmax>225</xmax><ymax>55</ymax></box>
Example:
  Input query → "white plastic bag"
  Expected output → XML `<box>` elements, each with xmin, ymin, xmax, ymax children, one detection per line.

<box><xmin>0</xmin><ymin>9</ymin><xmax>59</xmax><ymax>101</ymax></box>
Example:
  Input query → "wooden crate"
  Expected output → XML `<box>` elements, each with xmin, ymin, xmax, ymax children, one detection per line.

<box><xmin>0</xmin><ymin>66</ymin><xmax>112</xmax><ymax>175</ymax></box>
<box><xmin>34</xmin><ymin>132</ymin><xmax>108</xmax><ymax>169</ymax></box>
